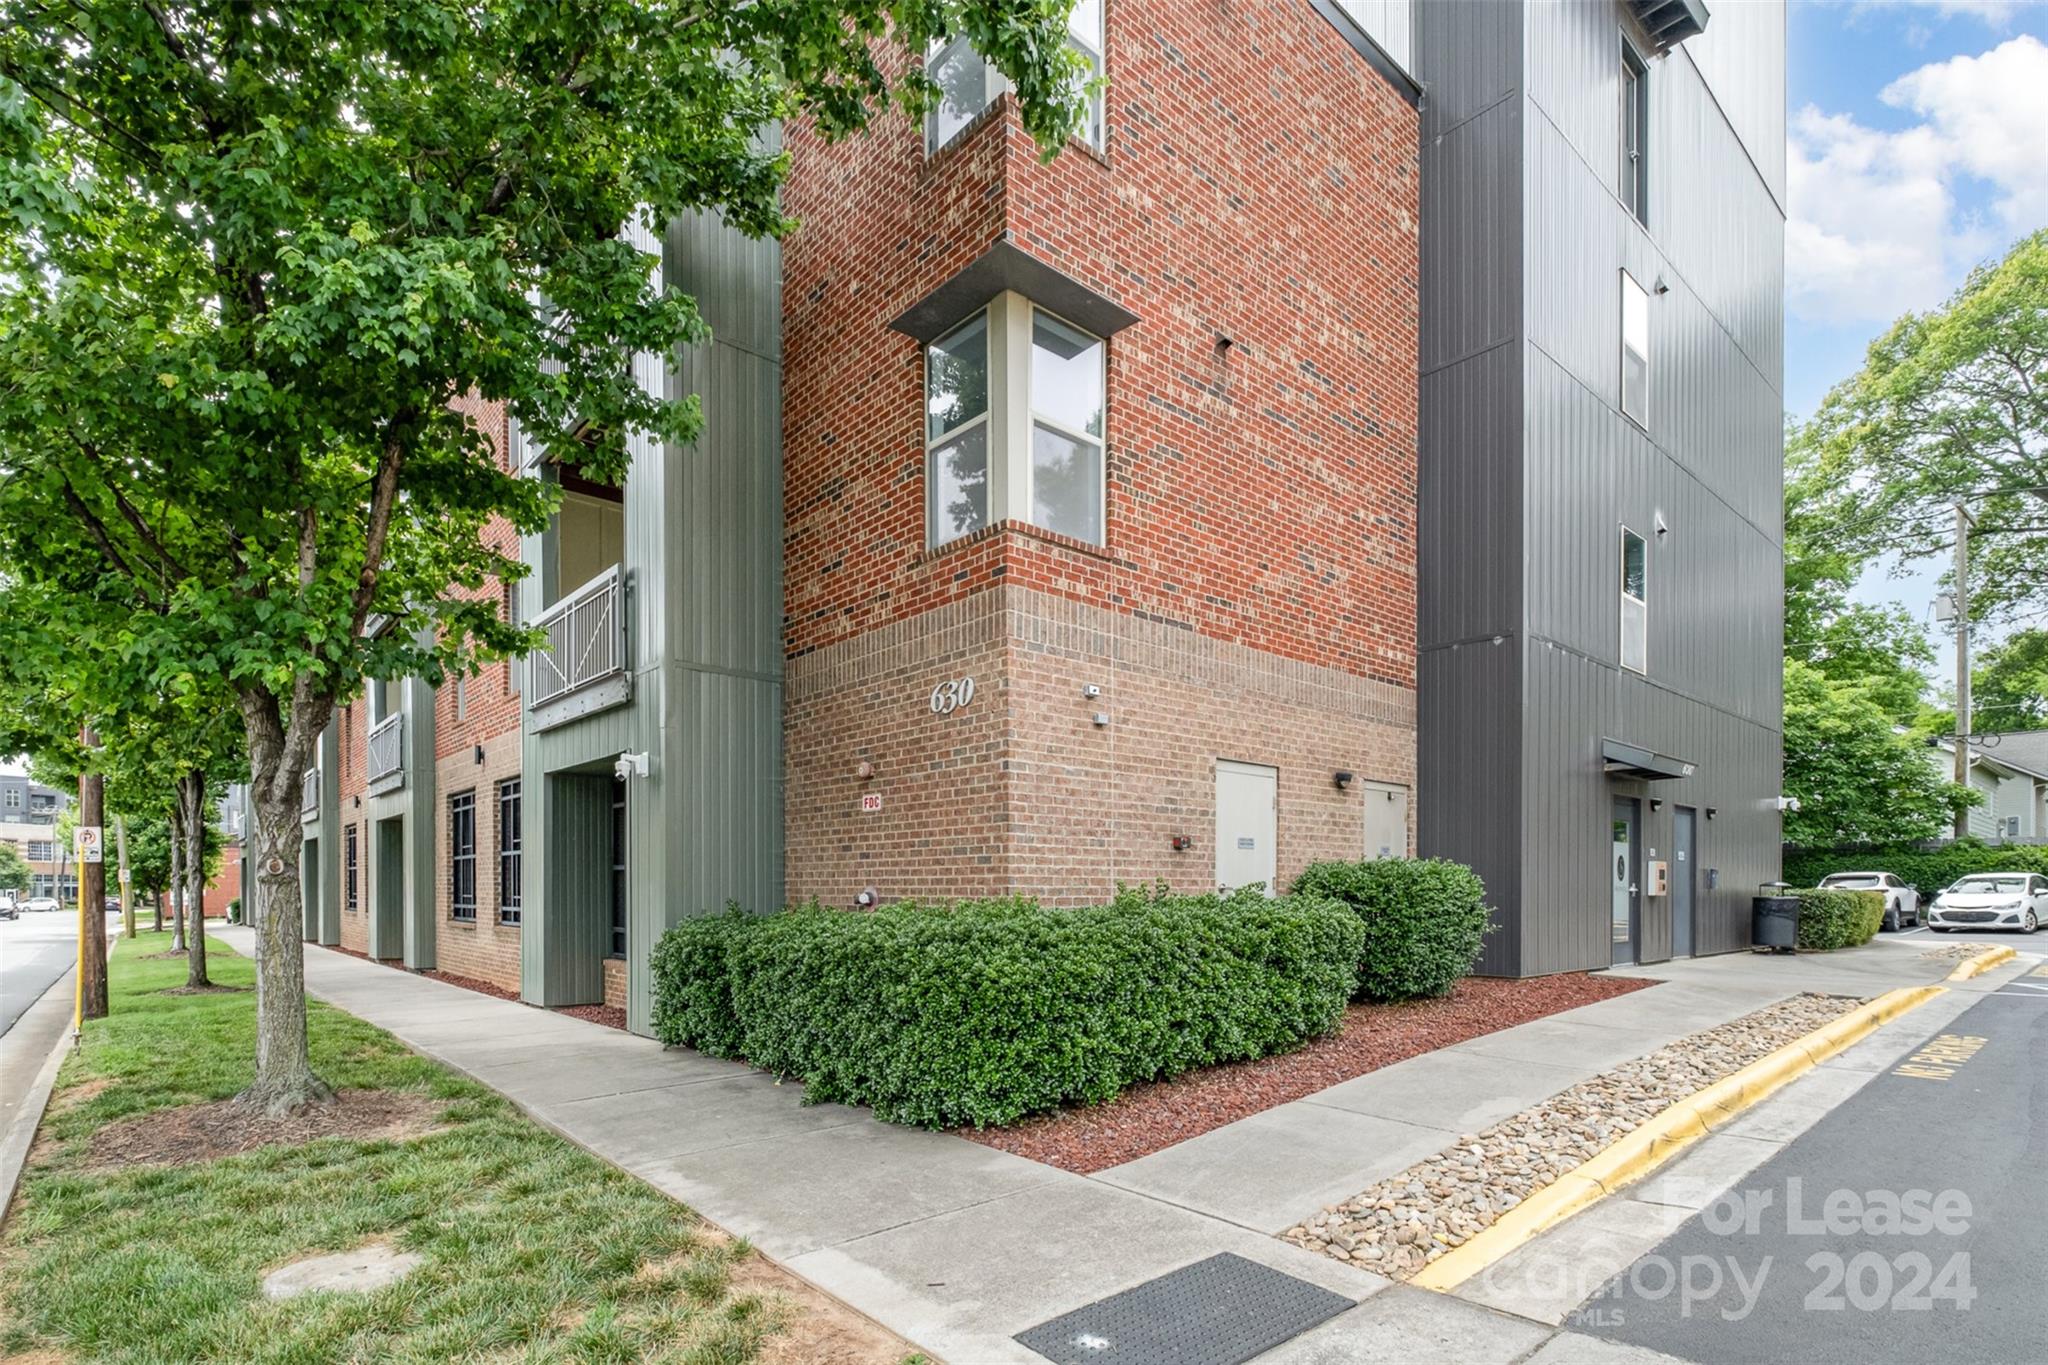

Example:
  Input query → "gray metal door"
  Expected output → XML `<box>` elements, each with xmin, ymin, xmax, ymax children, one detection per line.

<box><xmin>1673</xmin><ymin>807</ymin><xmax>1696</xmax><ymax>957</ymax></box>
<box><xmin>1610</xmin><ymin>797</ymin><xmax>1639</xmax><ymax>966</ymax></box>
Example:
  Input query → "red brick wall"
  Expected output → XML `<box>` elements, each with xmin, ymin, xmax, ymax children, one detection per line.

<box><xmin>781</xmin><ymin>2</ymin><xmax>1419</xmax><ymax>904</ymax></box>
<box><xmin>202</xmin><ymin>844</ymin><xmax>241</xmax><ymax>919</ymax></box>
<box><xmin>782</xmin><ymin>0</ymin><xmax>1419</xmax><ymax>685</ymax></box>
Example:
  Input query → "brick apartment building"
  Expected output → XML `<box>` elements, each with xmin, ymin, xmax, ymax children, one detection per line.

<box><xmin>0</xmin><ymin>772</ymin><xmax>71</xmax><ymax>902</ymax></box>
<box><xmin>270</xmin><ymin>0</ymin><xmax>1786</xmax><ymax>1035</ymax></box>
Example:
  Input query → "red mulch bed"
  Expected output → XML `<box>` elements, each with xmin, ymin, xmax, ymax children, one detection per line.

<box><xmin>962</xmin><ymin>972</ymin><xmax>1657</xmax><ymax>1173</ymax></box>
<box><xmin>419</xmin><ymin>967</ymin><xmax>519</xmax><ymax>1001</ymax></box>
<box><xmin>555</xmin><ymin>1002</ymin><xmax>627</xmax><ymax>1031</ymax></box>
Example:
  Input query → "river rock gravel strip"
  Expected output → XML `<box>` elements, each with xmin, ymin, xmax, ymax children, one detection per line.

<box><xmin>1280</xmin><ymin>992</ymin><xmax>1865</xmax><ymax>1280</ymax></box>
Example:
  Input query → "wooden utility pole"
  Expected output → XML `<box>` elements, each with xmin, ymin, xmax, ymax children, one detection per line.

<box><xmin>1953</xmin><ymin>503</ymin><xmax>1973</xmax><ymax>840</ymax></box>
<box><xmin>76</xmin><ymin>726</ymin><xmax>109</xmax><ymax>1021</ymax></box>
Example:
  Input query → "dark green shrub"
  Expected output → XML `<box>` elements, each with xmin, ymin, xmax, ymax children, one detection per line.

<box><xmin>649</xmin><ymin>886</ymin><xmax>1364</xmax><ymax>1128</ymax></box>
<box><xmin>1792</xmin><ymin>888</ymin><xmax>1885</xmax><ymax>950</ymax></box>
<box><xmin>1291</xmin><ymin>858</ymin><xmax>1491</xmax><ymax>1001</ymax></box>
<box><xmin>648</xmin><ymin>903</ymin><xmax>752</xmax><ymax>1057</ymax></box>
<box><xmin>1783</xmin><ymin>842</ymin><xmax>2048</xmax><ymax>904</ymax></box>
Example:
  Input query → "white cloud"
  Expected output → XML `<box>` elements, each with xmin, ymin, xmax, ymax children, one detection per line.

<box><xmin>1787</xmin><ymin>34</ymin><xmax>2048</xmax><ymax>325</ymax></box>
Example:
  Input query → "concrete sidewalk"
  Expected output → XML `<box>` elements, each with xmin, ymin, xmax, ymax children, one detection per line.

<box><xmin>216</xmin><ymin>926</ymin><xmax>1965</xmax><ymax>1362</ymax></box>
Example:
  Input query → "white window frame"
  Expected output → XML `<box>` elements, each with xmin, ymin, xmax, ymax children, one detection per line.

<box><xmin>1620</xmin><ymin>526</ymin><xmax>1648</xmax><ymax>675</ymax></box>
<box><xmin>925</xmin><ymin>311</ymin><xmax>993</xmax><ymax>548</ymax></box>
<box><xmin>1620</xmin><ymin>270</ymin><xmax>1649</xmax><ymax>427</ymax></box>
<box><xmin>925</xmin><ymin>292</ymin><xmax>1107</xmax><ymax>551</ymax></box>
<box><xmin>2</xmin><ymin>788</ymin><xmax>18</xmax><ymax>810</ymax></box>
<box><xmin>1620</xmin><ymin>36</ymin><xmax>1648</xmax><ymax>226</ymax></box>
<box><xmin>926</xmin><ymin>7</ymin><xmax>1105</xmax><ymax>156</ymax></box>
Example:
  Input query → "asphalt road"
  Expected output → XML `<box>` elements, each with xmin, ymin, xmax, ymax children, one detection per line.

<box><xmin>1</xmin><ymin>911</ymin><xmax>81</xmax><ymax>1038</ymax></box>
<box><xmin>1579</xmin><ymin>985</ymin><xmax>2047</xmax><ymax>1365</ymax></box>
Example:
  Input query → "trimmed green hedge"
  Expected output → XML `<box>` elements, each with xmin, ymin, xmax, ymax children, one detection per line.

<box><xmin>1291</xmin><ymin>858</ymin><xmax>1492</xmax><ymax>1001</ymax></box>
<box><xmin>1793</xmin><ymin>888</ymin><xmax>1886</xmax><ymax>950</ymax></box>
<box><xmin>649</xmin><ymin>886</ymin><xmax>1365</xmax><ymax>1128</ymax></box>
<box><xmin>1783</xmin><ymin>842</ymin><xmax>2048</xmax><ymax>904</ymax></box>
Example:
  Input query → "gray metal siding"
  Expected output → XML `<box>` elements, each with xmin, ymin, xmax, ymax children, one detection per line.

<box><xmin>1416</xmin><ymin>0</ymin><xmax>1784</xmax><ymax>975</ymax></box>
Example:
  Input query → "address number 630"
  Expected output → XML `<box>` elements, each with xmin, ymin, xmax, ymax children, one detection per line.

<box><xmin>929</xmin><ymin>676</ymin><xmax>976</xmax><ymax>716</ymax></box>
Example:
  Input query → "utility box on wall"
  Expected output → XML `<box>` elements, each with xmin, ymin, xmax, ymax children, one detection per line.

<box><xmin>1647</xmin><ymin>860</ymin><xmax>1670</xmax><ymax>897</ymax></box>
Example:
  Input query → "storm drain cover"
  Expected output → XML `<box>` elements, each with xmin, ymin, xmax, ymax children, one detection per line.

<box><xmin>1015</xmin><ymin>1253</ymin><xmax>1354</xmax><ymax>1365</ymax></box>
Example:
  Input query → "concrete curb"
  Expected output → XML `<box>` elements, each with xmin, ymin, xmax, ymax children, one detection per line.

<box><xmin>0</xmin><ymin>972</ymin><xmax>78</xmax><ymax>1231</ymax></box>
<box><xmin>1410</xmin><ymin>983</ymin><xmax>1944</xmax><ymax>1292</ymax></box>
<box><xmin>1946</xmin><ymin>944</ymin><xmax>2017</xmax><ymax>981</ymax></box>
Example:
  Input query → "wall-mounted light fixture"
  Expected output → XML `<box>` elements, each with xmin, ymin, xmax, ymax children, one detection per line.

<box><xmin>1655</xmin><ymin>512</ymin><xmax>1670</xmax><ymax>540</ymax></box>
<box><xmin>1649</xmin><ymin>798</ymin><xmax>1664</xmax><ymax>812</ymax></box>
<box><xmin>1705</xmin><ymin>807</ymin><xmax>1719</xmax><ymax>820</ymax></box>
<box><xmin>1171</xmin><ymin>835</ymin><xmax>1191</xmax><ymax>852</ymax></box>
<box><xmin>1333</xmin><ymin>770</ymin><xmax>1355</xmax><ymax>791</ymax></box>
<box><xmin>1653</xmin><ymin>274</ymin><xmax>1671</xmax><ymax>295</ymax></box>
<box><xmin>1081</xmin><ymin>683</ymin><xmax>1101</xmax><ymax>700</ymax></box>
<box><xmin>473</xmin><ymin>744</ymin><xmax>485</xmax><ymax>766</ymax></box>
<box><xmin>855</xmin><ymin>760</ymin><xmax>875</xmax><ymax>780</ymax></box>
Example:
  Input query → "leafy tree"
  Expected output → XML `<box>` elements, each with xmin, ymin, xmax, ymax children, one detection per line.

<box><xmin>0</xmin><ymin>1</ymin><xmax>1085</xmax><ymax>1111</ymax></box>
<box><xmin>1972</xmin><ymin>627</ymin><xmax>2048</xmax><ymax>734</ymax></box>
<box><xmin>1782</xmin><ymin>659</ymin><xmax>1977</xmax><ymax>847</ymax></box>
<box><xmin>0</xmin><ymin>840</ymin><xmax>29</xmax><ymax>897</ymax></box>
<box><xmin>1798</xmin><ymin>229</ymin><xmax>2048</xmax><ymax>625</ymax></box>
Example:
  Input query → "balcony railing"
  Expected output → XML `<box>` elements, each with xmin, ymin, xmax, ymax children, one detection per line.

<box><xmin>529</xmin><ymin>565</ymin><xmax>627</xmax><ymax>711</ymax></box>
<box><xmin>366</xmin><ymin>712</ymin><xmax>404</xmax><ymax>789</ymax></box>
<box><xmin>301</xmin><ymin>767</ymin><xmax>321</xmax><ymax>823</ymax></box>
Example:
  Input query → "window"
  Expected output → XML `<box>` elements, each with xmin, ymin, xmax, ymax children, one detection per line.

<box><xmin>1030</xmin><ymin>311</ymin><xmax>1107</xmax><ymax>544</ymax></box>
<box><xmin>1620</xmin><ymin>528</ymin><xmax>1648</xmax><ymax>674</ymax></box>
<box><xmin>1621</xmin><ymin>271</ymin><xmax>1649</xmax><ymax>426</ymax></box>
<box><xmin>449</xmin><ymin>791</ymin><xmax>477</xmax><ymax>920</ymax></box>
<box><xmin>926</xmin><ymin>295</ymin><xmax>1107</xmax><ymax>550</ymax></box>
<box><xmin>497</xmin><ymin>780</ymin><xmax>522</xmax><ymax>925</ymax></box>
<box><xmin>3</xmin><ymin>788</ymin><xmax>18</xmax><ymax>810</ymax></box>
<box><xmin>27</xmin><ymin>840</ymin><xmax>53</xmax><ymax>862</ymax></box>
<box><xmin>926</xmin><ymin>4</ymin><xmax>1104</xmax><ymax>154</ymax></box>
<box><xmin>926</xmin><ymin>312</ymin><xmax>991</xmax><ymax>545</ymax></box>
<box><xmin>368</xmin><ymin>676</ymin><xmax>392</xmax><ymax>724</ymax></box>
<box><xmin>1620</xmin><ymin>39</ymin><xmax>1648</xmax><ymax>225</ymax></box>
<box><xmin>609</xmin><ymin>776</ymin><xmax>627</xmax><ymax>956</ymax></box>
<box><xmin>344</xmin><ymin>824</ymin><xmax>359</xmax><ymax>912</ymax></box>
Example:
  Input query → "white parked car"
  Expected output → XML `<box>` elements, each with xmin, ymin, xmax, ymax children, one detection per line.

<box><xmin>22</xmin><ymin>896</ymin><xmax>60</xmax><ymax>914</ymax></box>
<box><xmin>1816</xmin><ymin>871</ymin><xmax>1922</xmax><ymax>932</ymax></box>
<box><xmin>1928</xmin><ymin>873</ymin><xmax>2045</xmax><ymax>935</ymax></box>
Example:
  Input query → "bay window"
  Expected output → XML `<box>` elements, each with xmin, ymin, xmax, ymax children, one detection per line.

<box><xmin>925</xmin><ymin>293</ymin><xmax>1106</xmax><ymax>550</ymax></box>
<box><xmin>926</xmin><ymin>2</ymin><xmax>1105</xmax><ymax>154</ymax></box>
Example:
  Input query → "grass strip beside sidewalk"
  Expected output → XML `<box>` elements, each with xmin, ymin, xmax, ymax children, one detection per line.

<box><xmin>0</xmin><ymin>932</ymin><xmax>777</xmax><ymax>1364</ymax></box>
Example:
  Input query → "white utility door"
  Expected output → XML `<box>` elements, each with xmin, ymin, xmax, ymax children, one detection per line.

<box><xmin>1216</xmin><ymin>760</ymin><xmax>1278</xmax><ymax>894</ymax></box>
<box><xmin>1363</xmin><ymin>782</ymin><xmax>1409</xmax><ymax>859</ymax></box>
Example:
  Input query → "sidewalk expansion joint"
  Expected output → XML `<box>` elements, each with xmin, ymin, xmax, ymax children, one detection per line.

<box><xmin>1406</xmin><ymin>982</ymin><xmax>1945</xmax><ymax>1294</ymax></box>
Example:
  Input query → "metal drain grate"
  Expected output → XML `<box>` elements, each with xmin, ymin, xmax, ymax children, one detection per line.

<box><xmin>1015</xmin><ymin>1252</ymin><xmax>1354</xmax><ymax>1365</ymax></box>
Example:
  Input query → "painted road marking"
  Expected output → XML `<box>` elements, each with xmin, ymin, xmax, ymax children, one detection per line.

<box><xmin>1892</xmin><ymin>1034</ymin><xmax>1989</xmax><ymax>1081</ymax></box>
<box><xmin>2029</xmin><ymin>965</ymin><xmax>2048</xmax><ymax>979</ymax></box>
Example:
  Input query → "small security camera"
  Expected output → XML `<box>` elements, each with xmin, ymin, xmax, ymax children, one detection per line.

<box><xmin>614</xmin><ymin>755</ymin><xmax>633</xmax><ymax>782</ymax></box>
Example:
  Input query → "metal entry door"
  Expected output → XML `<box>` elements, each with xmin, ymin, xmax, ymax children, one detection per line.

<box><xmin>1216</xmin><ymin>761</ymin><xmax>1278</xmax><ymax>894</ymax></box>
<box><xmin>1611</xmin><ymin>797</ymin><xmax>1639</xmax><ymax>966</ymax></box>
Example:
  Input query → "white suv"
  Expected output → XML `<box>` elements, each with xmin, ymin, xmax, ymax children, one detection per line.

<box><xmin>1816</xmin><ymin>871</ymin><xmax>1922</xmax><ymax>932</ymax></box>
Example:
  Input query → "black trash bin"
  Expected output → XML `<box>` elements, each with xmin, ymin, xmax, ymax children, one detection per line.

<box><xmin>1753</xmin><ymin>882</ymin><xmax>1799</xmax><ymax>951</ymax></box>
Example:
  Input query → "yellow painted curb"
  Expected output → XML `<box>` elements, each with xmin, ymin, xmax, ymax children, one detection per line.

<box><xmin>1946</xmin><ymin>944</ymin><xmax>2017</xmax><ymax>981</ymax></box>
<box><xmin>1408</xmin><ymin>984</ymin><xmax>1943</xmax><ymax>1292</ymax></box>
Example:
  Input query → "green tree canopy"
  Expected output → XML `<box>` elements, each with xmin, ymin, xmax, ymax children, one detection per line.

<box><xmin>0</xmin><ymin>0</ymin><xmax>1086</xmax><ymax>1110</ymax></box>
<box><xmin>1782</xmin><ymin>659</ymin><xmax>1977</xmax><ymax>848</ymax></box>
<box><xmin>0</xmin><ymin>841</ymin><xmax>29</xmax><ymax>896</ymax></box>
<box><xmin>1972</xmin><ymin>627</ymin><xmax>2048</xmax><ymax>734</ymax></box>
<box><xmin>1795</xmin><ymin>229</ymin><xmax>2048</xmax><ymax>626</ymax></box>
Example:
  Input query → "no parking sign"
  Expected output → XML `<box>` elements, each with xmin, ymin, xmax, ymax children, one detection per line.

<box><xmin>76</xmin><ymin>825</ymin><xmax>104</xmax><ymax>864</ymax></box>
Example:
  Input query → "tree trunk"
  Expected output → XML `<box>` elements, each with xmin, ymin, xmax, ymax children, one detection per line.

<box><xmin>236</xmin><ymin>691</ymin><xmax>333</xmax><ymax>1115</ymax></box>
<box><xmin>168</xmin><ymin>815</ymin><xmax>186</xmax><ymax>952</ymax></box>
<box><xmin>153</xmin><ymin>888</ymin><xmax>163</xmax><ymax>934</ymax></box>
<box><xmin>183</xmin><ymin>771</ymin><xmax>211</xmax><ymax>989</ymax></box>
<box><xmin>115</xmin><ymin>815</ymin><xmax>135</xmax><ymax>940</ymax></box>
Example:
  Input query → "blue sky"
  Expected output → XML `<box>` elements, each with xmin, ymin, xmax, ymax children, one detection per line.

<box><xmin>1784</xmin><ymin>0</ymin><xmax>2048</xmax><ymax>682</ymax></box>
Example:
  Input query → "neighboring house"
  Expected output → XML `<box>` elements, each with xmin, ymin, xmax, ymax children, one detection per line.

<box><xmin>0</xmin><ymin>774</ymin><xmax>73</xmax><ymax>901</ymax></box>
<box><xmin>273</xmin><ymin>0</ymin><xmax>1790</xmax><ymax>1039</ymax></box>
<box><xmin>1411</xmin><ymin>0</ymin><xmax>1786</xmax><ymax>970</ymax></box>
<box><xmin>1927</xmin><ymin>736</ymin><xmax>2048</xmax><ymax>841</ymax></box>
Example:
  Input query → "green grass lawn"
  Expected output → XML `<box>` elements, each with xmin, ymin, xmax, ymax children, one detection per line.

<box><xmin>0</xmin><ymin>933</ymin><xmax>780</xmax><ymax>1364</ymax></box>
